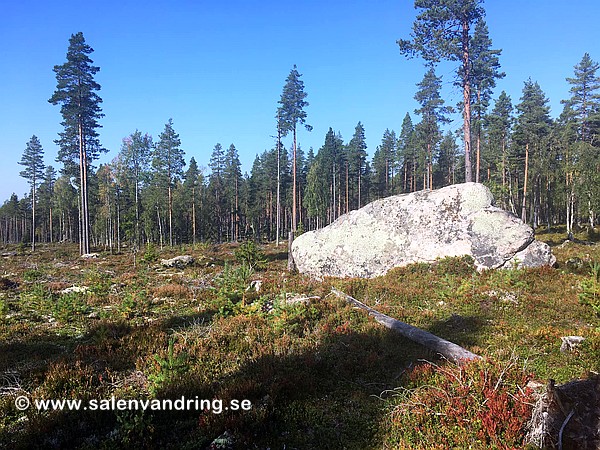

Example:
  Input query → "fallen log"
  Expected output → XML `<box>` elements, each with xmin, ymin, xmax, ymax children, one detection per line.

<box><xmin>331</xmin><ymin>288</ymin><xmax>480</xmax><ymax>364</ymax></box>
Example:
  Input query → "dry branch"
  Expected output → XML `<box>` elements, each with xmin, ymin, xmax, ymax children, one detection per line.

<box><xmin>331</xmin><ymin>288</ymin><xmax>480</xmax><ymax>364</ymax></box>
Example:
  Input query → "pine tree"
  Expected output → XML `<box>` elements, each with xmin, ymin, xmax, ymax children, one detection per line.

<box><xmin>49</xmin><ymin>32</ymin><xmax>105</xmax><ymax>254</ymax></box>
<box><xmin>414</xmin><ymin>68</ymin><xmax>453</xmax><ymax>190</ymax></box>
<box><xmin>18</xmin><ymin>135</ymin><xmax>45</xmax><ymax>251</ymax></box>
<box><xmin>277</xmin><ymin>65</ymin><xmax>312</xmax><ymax>232</ymax></box>
<box><xmin>468</xmin><ymin>19</ymin><xmax>505</xmax><ymax>182</ymax></box>
<box><xmin>152</xmin><ymin>119</ymin><xmax>185</xmax><ymax>246</ymax></box>
<box><xmin>399</xmin><ymin>0</ymin><xmax>486</xmax><ymax>182</ymax></box>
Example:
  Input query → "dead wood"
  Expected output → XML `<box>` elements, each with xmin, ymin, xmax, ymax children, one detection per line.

<box><xmin>331</xmin><ymin>288</ymin><xmax>480</xmax><ymax>364</ymax></box>
<box><xmin>525</xmin><ymin>374</ymin><xmax>600</xmax><ymax>450</ymax></box>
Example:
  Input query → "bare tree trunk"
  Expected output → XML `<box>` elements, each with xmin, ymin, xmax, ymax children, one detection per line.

<box><xmin>31</xmin><ymin>185</ymin><xmax>36</xmax><ymax>252</ymax></box>
<box><xmin>332</xmin><ymin>162</ymin><xmax>336</xmax><ymax>221</ymax></box>
<box><xmin>331</xmin><ymin>289</ymin><xmax>480</xmax><ymax>364</ymax></box>
<box><xmin>157</xmin><ymin>206</ymin><xmax>164</xmax><ymax>249</ymax></box>
<box><xmin>501</xmin><ymin>138</ymin><xmax>507</xmax><ymax>209</ymax></box>
<box><xmin>345</xmin><ymin>162</ymin><xmax>349</xmax><ymax>213</ymax></box>
<box><xmin>358</xmin><ymin>169</ymin><xmax>362</xmax><ymax>208</ymax></box>
<box><xmin>49</xmin><ymin>206</ymin><xmax>53</xmax><ymax>244</ymax></box>
<box><xmin>192</xmin><ymin>186</ymin><xmax>196</xmax><ymax>246</ymax></box>
<box><xmin>135</xmin><ymin>174</ymin><xmax>140</xmax><ymax>251</ymax></box>
<box><xmin>276</xmin><ymin>124</ymin><xmax>281</xmax><ymax>246</ymax></box>
<box><xmin>521</xmin><ymin>143</ymin><xmax>529</xmax><ymax>223</ymax></box>
<box><xmin>116</xmin><ymin>192</ymin><xmax>121</xmax><ymax>253</ymax></box>
<box><xmin>287</xmin><ymin>231</ymin><xmax>296</xmax><ymax>272</ymax></box>
<box><xmin>292</xmin><ymin>127</ymin><xmax>297</xmax><ymax>231</ymax></box>
<box><xmin>462</xmin><ymin>19</ymin><xmax>473</xmax><ymax>183</ymax></box>
<box><xmin>78</xmin><ymin>120</ymin><xmax>86</xmax><ymax>254</ymax></box>
<box><xmin>475</xmin><ymin>89</ymin><xmax>482</xmax><ymax>184</ymax></box>
<box><xmin>168</xmin><ymin>183</ymin><xmax>173</xmax><ymax>247</ymax></box>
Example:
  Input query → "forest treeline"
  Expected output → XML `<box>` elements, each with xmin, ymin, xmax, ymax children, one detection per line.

<box><xmin>2</xmin><ymin>5</ymin><xmax>600</xmax><ymax>253</ymax></box>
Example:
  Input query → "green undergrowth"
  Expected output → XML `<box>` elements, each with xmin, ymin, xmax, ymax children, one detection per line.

<box><xmin>0</xmin><ymin>235</ymin><xmax>598</xmax><ymax>449</ymax></box>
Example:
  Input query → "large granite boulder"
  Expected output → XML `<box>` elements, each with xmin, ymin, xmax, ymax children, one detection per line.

<box><xmin>291</xmin><ymin>183</ymin><xmax>555</xmax><ymax>278</ymax></box>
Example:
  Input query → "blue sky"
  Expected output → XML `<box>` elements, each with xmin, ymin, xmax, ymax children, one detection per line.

<box><xmin>1</xmin><ymin>0</ymin><xmax>599</xmax><ymax>201</ymax></box>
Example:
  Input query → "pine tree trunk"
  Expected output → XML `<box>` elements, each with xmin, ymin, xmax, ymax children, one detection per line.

<box><xmin>501</xmin><ymin>139</ymin><xmax>507</xmax><ymax>209</ymax></box>
<box><xmin>192</xmin><ymin>186</ymin><xmax>196</xmax><ymax>246</ymax></box>
<box><xmin>49</xmin><ymin>207</ymin><xmax>53</xmax><ymax>244</ymax></box>
<box><xmin>292</xmin><ymin>127</ymin><xmax>297</xmax><ymax>231</ymax></box>
<box><xmin>117</xmin><ymin>193</ymin><xmax>121</xmax><ymax>253</ymax></box>
<box><xmin>345</xmin><ymin>162</ymin><xmax>349</xmax><ymax>213</ymax></box>
<box><xmin>476</xmin><ymin>89</ymin><xmax>482</xmax><ymax>184</ymax></box>
<box><xmin>462</xmin><ymin>19</ymin><xmax>473</xmax><ymax>183</ymax></box>
<box><xmin>31</xmin><ymin>185</ymin><xmax>36</xmax><ymax>252</ymax></box>
<box><xmin>276</xmin><ymin>129</ymin><xmax>281</xmax><ymax>246</ymax></box>
<box><xmin>521</xmin><ymin>143</ymin><xmax>529</xmax><ymax>223</ymax></box>
<box><xmin>157</xmin><ymin>206</ymin><xmax>164</xmax><ymax>249</ymax></box>
<box><xmin>358</xmin><ymin>169</ymin><xmax>362</xmax><ymax>209</ymax></box>
<box><xmin>135</xmin><ymin>175</ymin><xmax>140</xmax><ymax>251</ymax></box>
<box><xmin>168</xmin><ymin>183</ymin><xmax>173</xmax><ymax>247</ymax></box>
<box><xmin>78</xmin><ymin>120</ymin><xmax>86</xmax><ymax>254</ymax></box>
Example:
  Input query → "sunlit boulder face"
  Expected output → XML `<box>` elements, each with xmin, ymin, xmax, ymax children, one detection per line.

<box><xmin>291</xmin><ymin>182</ymin><xmax>556</xmax><ymax>279</ymax></box>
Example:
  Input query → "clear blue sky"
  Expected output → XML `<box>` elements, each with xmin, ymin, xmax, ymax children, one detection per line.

<box><xmin>1</xmin><ymin>0</ymin><xmax>599</xmax><ymax>201</ymax></box>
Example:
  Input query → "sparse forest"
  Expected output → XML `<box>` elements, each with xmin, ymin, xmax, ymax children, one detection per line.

<box><xmin>1</xmin><ymin>1</ymin><xmax>600</xmax><ymax>449</ymax></box>
<box><xmin>2</xmin><ymin>18</ymin><xmax>599</xmax><ymax>251</ymax></box>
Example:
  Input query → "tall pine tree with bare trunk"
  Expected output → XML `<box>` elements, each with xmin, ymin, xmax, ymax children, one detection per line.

<box><xmin>49</xmin><ymin>32</ymin><xmax>104</xmax><ymax>255</ymax></box>
<box><xmin>277</xmin><ymin>65</ymin><xmax>311</xmax><ymax>233</ymax></box>
<box><xmin>398</xmin><ymin>0</ymin><xmax>485</xmax><ymax>183</ymax></box>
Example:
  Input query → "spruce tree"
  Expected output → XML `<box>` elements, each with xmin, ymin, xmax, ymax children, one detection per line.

<box><xmin>436</xmin><ymin>132</ymin><xmax>459</xmax><ymax>187</ymax></box>
<box><xmin>19</xmin><ymin>135</ymin><xmax>45</xmax><ymax>251</ymax></box>
<box><xmin>49</xmin><ymin>32</ymin><xmax>104</xmax><ymax>254</ymax></box>
<box><xmin>563</xmin><ymin>54</ymin><xmax>600</xmax><ymax>228</ymax></box>
<box><xmin>485</xmin><ymin>92</ymin><xmax>513</xmax><ymax>208</ymax></box>
<box><xmin>119</xmin><ymin>130</ymin><xmax>153</xmax><ymax>249</ymax></box>
<box><xmin>564</xmin><ymin>53</ymin><xmax>600</xmax><ymax>143</ymax></box>
<box><xmin>208</xmin><ymin>143</ymin><xmax>226</xmax><ymax>242</ymax></box>
<box><xmin>514</xmin><ymin>80</ymin><xmax>552</xmax><ymax>224</ymax></box>
<box><xmin>224</xmin><ymin>144</ymin><xmax>243</xmax><ymax>241</ymax></box>
<box><xmin>38</xmin><ymin>166</ymin><xmax>57</xmax><ymax>243</ymax></box>
<box><xmin>398</xmin><ymin>113</ymin><xmax>417</xmax><ymax>192</ymax></box>
<box><xmin>346</xmin><ymin>122</ymin><xmax>368</xmax><ymax>208</ymax></box>
<box><xmin>183</xmin><ymin>157</ymin><xmax>202</xmax><ymax>244</ymax></box>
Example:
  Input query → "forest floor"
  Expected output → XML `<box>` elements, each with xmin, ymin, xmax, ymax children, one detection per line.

<box><xmin>0</xmin><ymin>227</ymin><xmax>599</xmax><ymax>449</ymax></box>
